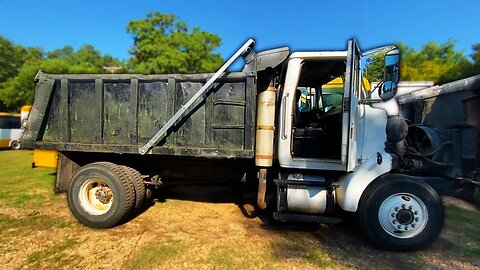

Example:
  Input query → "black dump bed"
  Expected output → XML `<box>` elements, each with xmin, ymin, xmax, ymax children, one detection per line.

<box><xmin>22</xmin><ymin>71</ymin><xmax>256</xmax><ymax>159</ymax></box>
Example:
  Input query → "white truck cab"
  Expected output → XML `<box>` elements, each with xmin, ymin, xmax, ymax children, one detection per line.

<box><xmin>269</xmin><ymin>40</ymin><xmax>443</xmax><ymax>251</ymax></box>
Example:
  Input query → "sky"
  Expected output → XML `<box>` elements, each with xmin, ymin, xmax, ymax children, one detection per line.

<box><xmin>0</xmin><ymin>0</ymin><xmax>479</xmax><ymax>64</ymax></box>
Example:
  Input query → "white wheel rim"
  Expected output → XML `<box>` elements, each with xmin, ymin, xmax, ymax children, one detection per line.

<box><xmin>11</xmin><ymin>141</ymin><xmax>20</xmax><ymax>150</ymax></box>
<box><xmin>78</xmin><ymin>178</ymin><xmax>113</xmax><ymax>215</ymax></box>
<box><xmin>378</xmin><ymin>193</ymin><xmax>428</xmax><ymax>239</ymax></box>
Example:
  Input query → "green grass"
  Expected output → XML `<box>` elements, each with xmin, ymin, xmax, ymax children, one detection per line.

<box><xmin>445</xmin><ymin>204</ymin><xmax>480</xmax><ymax>257</ymax></box>
<box><xmin>0</xmin><ymin>150</ymin><xmax>72</xmax><ymax>240</ymax></box>
<box><xmin>1</xmin><ymin>150</ymin><xmax>480</xmax><ymax>269</ymax></box>
<box><xmin>208</xmin><ymin>248</ymin><xmax>238</xmax><ymax>269</ymax></box>
<box><xmin>0</xmin><ymin>150</ymin><xmax>57</xmax><ymax>207</ymax></box>
<box><xmin>207</xmin><ymin>246</ymin><xmax>272</xmax><ymax>270</ymax></box>
<box><xmin>305</xmin><ymin>249</ymin><xmax>337</xmax><ymax>268</ymax></box>
<box><xmin>0</xmin><ymin>150</ymin><xmax>82</xmax><ymax>269</ymax></box>
<box><xmin>25</xmin><ymin>238</ymin><xmax>81</xmax><ymax>268</ymax></box>
<box><xmin>445</xmin><ymin>204</ymin><xmax>480</xmax><ymax>224</ymax></box>
<box><xmin>125</xmin><ymin>240</ymin><xmax>184</xmax><ymax>270</ymax></box>
<box><xmin>0</xmin><ymin>151</ymin><xmax>79</xmax><ymax>269</ymax></box>
<box><xmin>0</xmin><ymin>213</ymin><xmax>71</xmax><ymax>231</ymax></box>
<box><xmin>269</xmin><ymin>231</ymin><xmax>339</xmax><ymax>268</ymax></box>
<box><xmin>0</xmin><ymin>213</ymin><xmax>72</xmax><ymax>242</ymax></box>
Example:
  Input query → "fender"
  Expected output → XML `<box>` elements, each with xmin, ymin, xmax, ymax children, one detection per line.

<box><xmin>336</xmin><ymin>152</ymin><xmax>393</xmax><ymax>212</ymax></box>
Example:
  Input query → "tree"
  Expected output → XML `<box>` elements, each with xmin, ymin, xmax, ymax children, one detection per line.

<box><xmin>126</xmin><ymin>12</ymin><xmax>223</xmax><ymax>74</ymax></box>
<box><xmin>0</xmin><ymin>36</ymin><xmax>28</xmax><ymax>84</ymax></box>
<box><xmin>398</xmin><ymin>40</ymin><xmax>473</xmax><ymax>84</ymax></box>
<box><xmin>471</xmin><ymin>43</ymin><xmax>480</xmax><ymax>75</ymax></box>
<box><xmin>0</xmin><ymin>57</ymin><xmax>71</xmax><ymax>110</ymax></box>
<box><xmin>0</xmin><ymin>37</ymin><xmax>45</xmax><ymax>111</ymax></box>
<box><xmin>47</xmin><ymin>45</ymin><xmax>74</xmax><ymax>59</ymax></box>
<box><xmin>0</xmin><ymin>37</ymin><xmax>125</xmax><ymax>111</ymax></box>
<box><xmin>364</xmin><ymin>50</ymin><xmax>386</xmax><ymax>83</ymax></box>
<box><xmin>363</xmin><ymin>40</ymin><xmax>477</xmax><ymax>85</ymax></box>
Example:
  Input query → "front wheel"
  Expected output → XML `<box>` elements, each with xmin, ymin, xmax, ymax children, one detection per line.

<box><xmin>357</xmin><ymin>175</ymin><xmax>444</xmax><ymax>251</ymax></box>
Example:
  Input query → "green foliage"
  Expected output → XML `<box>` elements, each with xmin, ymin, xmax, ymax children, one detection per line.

<box><xmin>1</xmin><ymin>12</ymin><xmax>223</xmax><ymax>111</ymax></box>
<box><xmin>3</xmin><ymin>15</ymin><xmax>479</xmax><ymax>111</ymax></box>
<box><xmin>472</xmin><ymin>43</ymin><xmax>480</xmax><ymax>63</ymax></box>
<box><xmin>0</xmin><ymin>37</ymin><xmax>125</xmax><ymax>111</ymax></box>
<box><xmin>364</xmin><ymin>51</ymin><xmax>386</xmax><ymax>83</ymax></box>
<box><xmin>364</xmin><ymin>40</ymin><xmax>479</xmax><ymax>85</ymax></box>
<box><xmin>470</xmin><ymin>43</ymin><xmax>480</xmax><ymax>75</ymax></box>
<box><xmin>126</xmin><ymin>12</ymin><xmax>223</xmax><ymax>74</ymax></box>
<box><xmin>398</xmin><ymin>40</ymin><xmax>474</xmax><ymax>84</ymax></box>
<box><xmin>0</xmin><ymin>36</ymin><xmax>27</xmax><ymax>84</ymax></box>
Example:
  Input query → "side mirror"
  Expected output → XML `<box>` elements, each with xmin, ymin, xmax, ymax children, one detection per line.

<box><xmin>379</xmin><ymin>48</ymin><xmax>400</xmax><ymax>101</ymax></box>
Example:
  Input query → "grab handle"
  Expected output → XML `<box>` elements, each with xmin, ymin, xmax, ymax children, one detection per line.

<box><xmin>280</xmin><ymin>94</ymin><xmax>288</xmax><ymax>140</ymax></box>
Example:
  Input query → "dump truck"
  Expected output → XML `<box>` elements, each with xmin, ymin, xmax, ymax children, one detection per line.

<box><xmin>22</xmin><ymin>39</ymin><xmax>446</xmax><ymax>251</ymax></box>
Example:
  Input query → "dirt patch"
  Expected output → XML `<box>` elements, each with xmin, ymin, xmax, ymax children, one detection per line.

<box><xmin>1</xmin><ymin>184</ymin><xmax>480</xmax><ymax>270</ymax></box>
<box><xmin>443</xmin><ymin>196</ymin><xmax>480</xmax><ymax>213</ymax></box>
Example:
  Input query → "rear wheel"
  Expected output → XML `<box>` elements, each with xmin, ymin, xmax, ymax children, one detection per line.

<box><xmin>68</xmin><ymin>162</ymin><xmax>135</xmax><ymax>228</ymax></box>
<box><xmin>10</xmin><ymin>140</ymin><xmax>20</xmax><ymax>150</ymax></box>
<box><xmin>121</xmin><ymin>166</ymin><xmax>146</xmax><ymax>213</ymax></box>
<box><xmin>357</xmin><ymin>175</ymin><xmax>444</xmax><ymax>251</ymax></box>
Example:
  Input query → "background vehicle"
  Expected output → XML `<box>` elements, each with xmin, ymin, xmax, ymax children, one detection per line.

<box><xmin>22</xmin><ymin>39</ymin><xmax>459</xmax><ymax>251</ymax></box>
<box><xmin>0</xmin><ymin>112</ymin><xmax>22</xmax><ymax>150</ymax></box>
<box><xmin>20</xmin><ymin>105</ymin><xmax>31</xmax><ymax>125</ymax></box>
<box><xmin>396</xmin><ymin>75</ymin><xmax>480</xmax><ymax>205</ymax></box>
<box><xmin>10</xmin><ymin>105</ymin><xmax>59</xmax><ymax>167</ymax></box>
<box><xmin>0</xmin><ymin>105</ymin><xmax>32</xmax><ymax>150</ymax></box>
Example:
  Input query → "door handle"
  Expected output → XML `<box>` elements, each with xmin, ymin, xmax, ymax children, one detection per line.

<box><xmin>281</xmin><ymin>95</ymin><xmax>288</xmax><ymax>140</ymax></box>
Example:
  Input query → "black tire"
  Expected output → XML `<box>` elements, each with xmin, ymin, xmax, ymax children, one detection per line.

<box><xmin>10</xmin><ymin>140</ymin><xmax>20</xmax><ymax>150</ymax></box>
<box><xmin>67</xmin><ymin>162</ymin><xmax>135</xmax><ymax>228</ymax></box>
<box><xmin>121</xmin><ymin>166</ymin><xmax>146</xmax><ymax>213</ymax></box>
<box><xmin>357</xmin><ymin>175</ymin><xmax>444</xmax><ymax>251</ymax></box>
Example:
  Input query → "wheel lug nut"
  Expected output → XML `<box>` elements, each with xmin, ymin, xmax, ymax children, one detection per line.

<box><xmin>395</xmin><ymin>207</ymin><xmax>399</xmax><ymax>211</ymax></box>
<box><xmin>402</xmin><ymin>204</ymin><xmax>406</xmax><ymax>209</ymax></box>
<box><xmin>411</xmin><ymin>224</ymin><xmax>416</xmax><ymax>228</ymax></box>
<box><xmin>397</xmin><ymin>225</ymin><xmax>401</xmax><ymax>229</ymax></box>
<box><xmin>393</xmin><ymin>220</ymin><xmax>397</xmax><ymax>224</ymax></box>
<box><xmin>404</xmin><ymin>226</ymin><xmax>408</xmax><ymax>230</ymax></box>
<box><xmin>409</xmin><ymin>206</ymin><xmax>413</xmax><ymax>210</ymax></box>
<box><xmin>415</xmin><ymin>218</ymin><xmax>419</xmax><ymax>222</ymax></box>
<box><xmin>391</xmin><ymin>213</ymin><xmax>395</xmax><ymax>217</ymax></box>
<box><xmin>414</xmin><ymin>211</ymin><xmax>418</xmax><ymax>215</ymax></box>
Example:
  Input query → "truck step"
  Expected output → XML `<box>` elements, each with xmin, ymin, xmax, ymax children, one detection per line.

<box><xmin>273</xmin><ymin>212</ymin><xmax>341</xmax><ymax>224</ymax></box>
<box><xmin>274</xmin><ymin>179</ymin><xmax>329</xmax><ymax>187</ymax></box>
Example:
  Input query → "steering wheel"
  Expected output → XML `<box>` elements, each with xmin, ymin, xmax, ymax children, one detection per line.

<box><xmin>323</xmin><ymin>104</ymin><xmax>334</xmax><ymax>113</ymax></box>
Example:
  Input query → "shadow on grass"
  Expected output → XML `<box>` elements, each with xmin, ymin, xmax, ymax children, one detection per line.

<box><xmin>120</xmin><ymin>182</ymin><xmax>244</xmax><ymax>224</ymax></box>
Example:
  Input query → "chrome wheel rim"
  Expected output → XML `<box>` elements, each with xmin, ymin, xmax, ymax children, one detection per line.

<box><xmin>378</xmin><ymin>193</ymin><xmax>428</xmax><ymax>239</ymax></box>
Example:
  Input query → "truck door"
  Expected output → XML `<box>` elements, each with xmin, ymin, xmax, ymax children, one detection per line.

<box><xmin>342</xmin><ymin>39</ymin><xmax>362</xmax><ymax>171</ymax></box>
<box><xmin>277</xmin><ymin>51</ymin><xmax>350</xmax><ymax>171</ymax></box>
